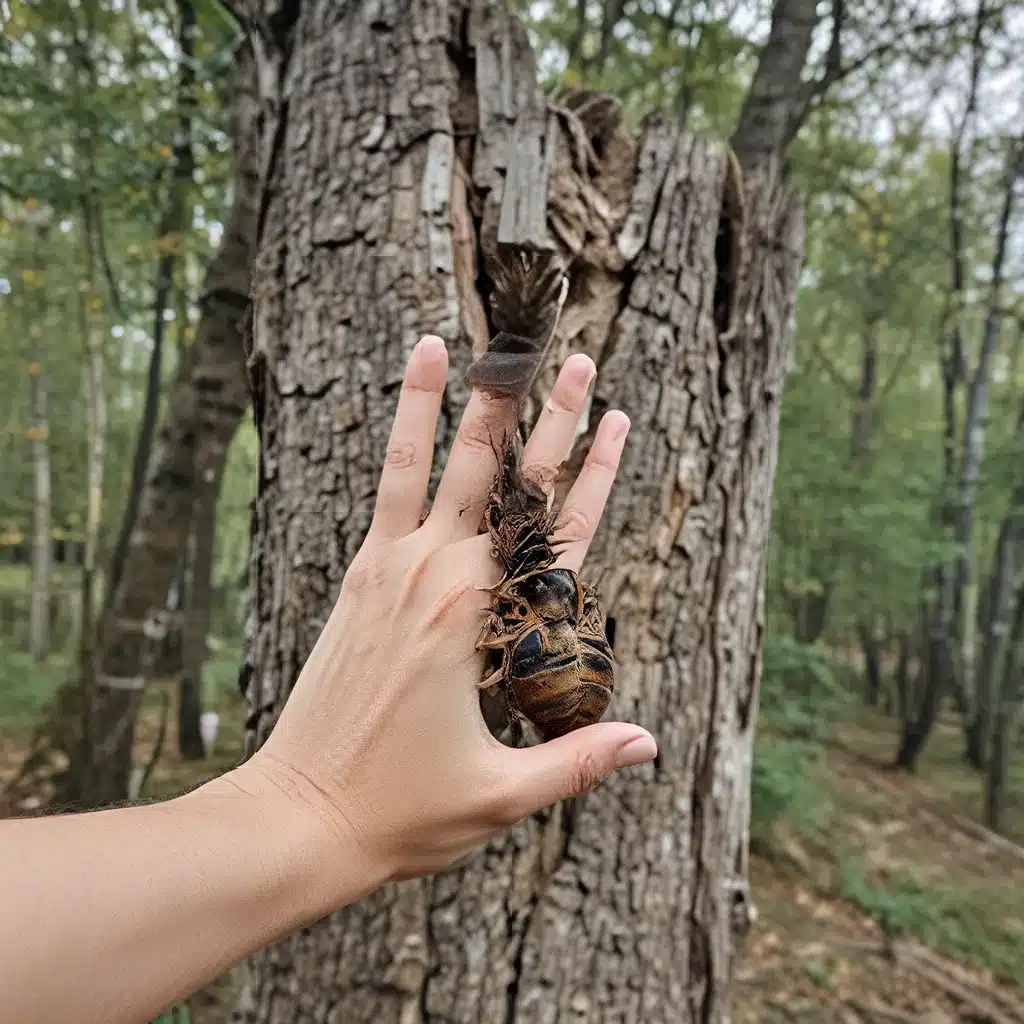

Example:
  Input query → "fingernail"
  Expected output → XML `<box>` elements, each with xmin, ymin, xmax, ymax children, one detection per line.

<box><xmin>418</xmin><ymin>335</ymin><xmax>446</xmax><ymax>355</ymax></box>
<box><xmin>614</xmin><ymin>733</ymin><xmax>657</xmax><ymax>769</ymax></box>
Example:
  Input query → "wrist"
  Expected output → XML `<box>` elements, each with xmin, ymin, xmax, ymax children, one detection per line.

<box><xmin>198</xmin><ymin>756</ymin><xmax>386</xmax><ymax>924</ymax></box>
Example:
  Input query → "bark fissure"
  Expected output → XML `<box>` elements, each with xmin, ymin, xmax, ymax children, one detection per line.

<box><xmin>235</xmin><ymin>0</ymin><xmax>803</xmax><ymax>1019</ymax></box>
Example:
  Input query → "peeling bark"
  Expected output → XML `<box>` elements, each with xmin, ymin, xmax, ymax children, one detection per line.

<box><xmin>234</xmin><ymin>1</ymin><xmax>803</xmax><ymax>1020</ymax></box>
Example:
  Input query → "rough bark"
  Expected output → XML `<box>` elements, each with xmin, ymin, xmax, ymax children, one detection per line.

<box><xmin>0</xmin><ymin>52</ymin><xmax>259</xmax><ymax>815</ymax></box>
<box><xmin>106</xmin><ymin>0</ymin><xmax>198</xmax><ymax>599</ymax></box>
<box><xmin>177</xmin><ymin>460</ymin><xmax>223</xmax><ymax>760</ymax></box>
<box><xmin>27</xmin><ymin>220</ymin><xmax>53</xmax><ymax>663</ymax></box>
<box><xmin>730</xmin><ymin>0</ymin><xmax>821</xmax><ymax>174</ymax></box>
<box><xmin>234</xmin><ymin>2</ymin><xmax>803</xmax><ymax>1021</ymax></box>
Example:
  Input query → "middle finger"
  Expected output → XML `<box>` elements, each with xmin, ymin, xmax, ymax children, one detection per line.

<box><xmin>425</xmin><ymin>389</ymin><xmax>518</xmax><ymax>541</ymax></box>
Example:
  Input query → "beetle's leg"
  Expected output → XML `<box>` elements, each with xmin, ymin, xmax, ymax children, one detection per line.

<box><xmin>478</xmin><ymin>665</ymin><xmax>507</xmax><ymax>689</ymax></box>
<box><xmin>478</xmin><ymin>620</ymin><xmax>531</xmax><ymax>650</ymax></box>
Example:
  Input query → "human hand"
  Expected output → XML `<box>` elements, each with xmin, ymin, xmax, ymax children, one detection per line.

<box><xmin>232</xmin><ymin>335</ymin><xmax>657</xmax><ymax>900</ymax></box>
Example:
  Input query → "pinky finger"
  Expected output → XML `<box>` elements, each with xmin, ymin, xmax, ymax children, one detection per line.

<box><xmin>551</xmin><ymin>410</ymin><xmax>630</xmax><ymax>572</ymax></box>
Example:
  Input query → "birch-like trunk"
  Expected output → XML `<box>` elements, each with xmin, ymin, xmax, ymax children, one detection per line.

<box><xmin>80</xmin><ymin>201</ymin><xmax>108</xmax><ymax>675</ymax></box>
<box><xmin>27</xmin><ymin>221</ymin><xmax>53</xmax><ymax>663</ymax></box>
<box><xmin>234</xmin><ymin>2</ymin><xmax>804</xmax><ymax>1020</ymax></box>
<box><xmin>106</xmin><ymin>0</ymin><xmax>198</xmax><ymax>599</ymax></box>
<box><xmin>177</xmin><ymin>460</ymin><xmax>223</xmax><ymax>761</ymax></box>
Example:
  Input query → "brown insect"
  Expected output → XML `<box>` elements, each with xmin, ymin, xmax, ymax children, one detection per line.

<box><xmin>465</xmin><ymin>246</ymin><xmax>617</xmax><ymax>743</ymax></box>
<box><xmin>477</xmin><ymin>565</ymin><xmax>614</xmax><ymax>741</ymax></box>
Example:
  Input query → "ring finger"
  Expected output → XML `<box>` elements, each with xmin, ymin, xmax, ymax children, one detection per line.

<box><xmin>519</xmin><ymin>353</ymin><xmax>595</xmax><ymax>497</ymax></box>
<box><xmin>551</xmin><ymin>410</ymin><xmax>630</xmax><ymax>572</ymax></box>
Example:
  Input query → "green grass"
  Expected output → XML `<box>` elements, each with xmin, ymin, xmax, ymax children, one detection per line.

<box><xmin>837</xmin><ymin>859</ymin><xmax>1024</xmax><ymax>984</ymax></box>
<box><xmin>755</xmin><ymin>636</ymin><xmax>1024</xmax><ymax>984</ymax></box>
<box><xmin>0</xmin><ymin>564</ymin><xmax>82</xmax><ymax>590</ymax></box>
<box><xmin>0</xmin><ymin>639</ymin><xmax>69</xmax><ymax>736</ymax></box>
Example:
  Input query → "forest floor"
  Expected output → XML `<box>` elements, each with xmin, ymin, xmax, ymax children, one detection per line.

<box><xmin>1</xmin><ymin>647</ymin><xmax>1022</xmax><ymax>1023</ymax></box>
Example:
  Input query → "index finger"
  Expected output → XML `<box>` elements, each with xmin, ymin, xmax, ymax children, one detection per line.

<box><xmin>422</xmin><ymin>388</ymin><xmax>518</xmax><ymax>543</ymax></box>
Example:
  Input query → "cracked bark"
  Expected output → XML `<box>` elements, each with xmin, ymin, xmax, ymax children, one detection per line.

<box><xmin>234</xmin><ymin>2</ymin><xmax>803</xmax><ymax>1021</ymax></box>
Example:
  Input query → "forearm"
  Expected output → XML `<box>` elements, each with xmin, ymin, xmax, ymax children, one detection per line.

<box><xmin>0</xmin><ymin>765</ymin><xmax>379</xmax><ymax>1024</ymax></box>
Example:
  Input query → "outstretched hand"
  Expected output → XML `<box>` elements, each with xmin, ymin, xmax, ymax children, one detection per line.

<box><xmin>242</xmin><ymin>335</ymin><xmax>658</xmax><ymax>890</ymax></box>
<box><xmin>0</xmin><ymin>338</ymin><xmax>657</xmax><ymax>1024</ymax></box>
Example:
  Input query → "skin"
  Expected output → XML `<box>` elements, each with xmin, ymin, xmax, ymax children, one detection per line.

<box><xmin>0</xmin><ymin>338</ymin><xmax>657</xmax><ymax>1024</ymax></box>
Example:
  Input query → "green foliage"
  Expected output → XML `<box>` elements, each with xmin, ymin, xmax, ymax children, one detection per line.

<box><xmin>750</xmin><ymin>636</ymin><xmax>852</xmax><ymax>849</ymax></box>
<box><xmin>0</xmin><ymin>639</ymin><xmax>67</xmax><ymax>735</ymax></box>
<box><xmin>837</xmin><ymin>860</ymin><xmax>1024</xmax><ymax>983</ymax></box>
<box><xmin>750</xmin><ymin>736</ymin><xmax>832</xmax><ymax>848</ymax></box>
<box><xmin>0</xmin><ymin>0</ymin><xmax>237</xmax><ymax>550</ymax></box>
<box><xmin>760</xmin><ymin>634</ymin><xmax>855</xmax><ymax>738</ymax></box>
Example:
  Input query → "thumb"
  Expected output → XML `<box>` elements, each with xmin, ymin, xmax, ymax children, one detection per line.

<box><xmin>505</xmin><ymin>722</ymin><xmax>657</xmax><ymax>818</ymax></box>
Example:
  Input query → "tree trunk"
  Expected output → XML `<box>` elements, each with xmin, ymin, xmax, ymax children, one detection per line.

<box><xmin>80</xmin><ymin>198</ymin><xmax>109</xmax><ymax>678</ymax></box>
<box><xmin>984</xmin><ymin>585</ymin><xmax>1024</xmax><ymax>832</ymax></box>
<box><xmin>177</xmin><ymin>460</ymin><xmax>223</xmax><ymax>760</ymax></box>
<box><xmin>105</xmin><ymin>0</ymin><xmax>198</xmax><ymax>600</ymax></box>
<box><xmin>951</xmin><ymin>137</ymin><xmax>1020</xmax><ymax>755</ymax></box>
<box><xmin>892</xmin><ymin>630</ymin><xmax>911</xmax><ymax>719</ymax></box>
<box><xmin>971</xmin><ymin>401</ymin><xmax>1024</xmax><ymax>770</ymax></box>
<box><xmin>234</xmin><ymin>2</ymin><xmax>805</xmax><ymax>1020</ymax></box>
<box><xmin>28</xmin><ymin>221</ymin><xmax>53</xmax><ymax>663</ymax></box>
<box><xmin>0</xmin><ymin>52</ymin><xmax>259</xmax><ymax>816</ymax></box>
<box><xmin>897</xmin><ymin>32</ymin><xmax>1016</xmax><ymax>772</ymax></box>
<box><xmin>858</xmin><ymin>620</ymin><xmax>883</xmax><ymax>707</ymax></box>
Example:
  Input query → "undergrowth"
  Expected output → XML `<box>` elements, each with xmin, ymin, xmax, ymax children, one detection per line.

<box><xmin>753</xmin><ymin>633</ymin><xmax>1024</xmax><ymax>984</ymax></box>
<box><xmin>0</xmin><ymin>639</ymin><xmax>68</xmax><ymax>736</ymax></box>
<box><xmin>837</xmin><ymin>860</ymin><xmax>1024</xmax><ymax>984</ymax></box>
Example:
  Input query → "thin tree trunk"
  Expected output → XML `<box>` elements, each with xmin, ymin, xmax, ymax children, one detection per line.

<box><xmin>969</xmin><ymin>401</ymin><xmax>1024</xmax><ymax>768</ymax></box>
<box><xmin>858</xmin><ymin>620</ymin><xmax>883</xmax><ymax>707</ymax></box>
<box><xmin>27</xmin><ymin>221</ymin><xmax>53</xmax><ymax>663</ymax></box>
<box><xmin>954</xmin><ymin>138</ymin><xmax>1021</xmax><ymax>764</ymax></box>
<box><xmin>80</xmin><ymin>199</ymin><xmax>108</xmax><ymax>676</ymax></box>
<box><xmin>0</xmin><ymin>51</ymin><xmax>259</xmax><ymax>816</ymax></box>
<box><xmin>984</xmin><ymin>587</ymin><xmax>1024</xmax><ymax>832</ymax></box>
<box><xmin>895</xmin><ymin>17</ymin><xmax>998</xmax><ymax>771</ymax></box>
<box><xmin>177</xmin><ymin>461</ymin><xmax>223</xmax><ymax>760</ymax></box>
<box><xmin>233</xmin><ymin>1</ymin><xmax>806</xmax><ymax>1019</ymax></box>
<box><xmin>106</xmin><ymin>0</ymin><xmax>197</xmax><ymax>599</ymax></box>
<box><xmin>730</xmin><ymin>0</ymin><xmax>820</xmax><ymax>174</ymax></box>
<box><xmin>891</xmin><ymin>630</ymin><xmax>911</xmax><ymax>719</ymax></box>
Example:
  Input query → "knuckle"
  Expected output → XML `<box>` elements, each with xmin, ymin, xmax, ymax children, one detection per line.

<box><xmin>484</xmin><ymin>782</ymin><xmax>526</xmax><ymax>828</ymax></box>
<box><xmin>584</xmin><ymin>444</ymin><xmax>619</xmax><ymax>473</ymax></box>
<box><xmin>545</xmin><ymin>389</ymin><xmax>583</xmax><ymax>418</ymax></box>
<box><xmin>522</xmin><ymin>458</ymin><xmax>560</xmax><ymax>492</ymax></box>
<box><xmin>458</xmin><ymin>421</ymin><xmax>498</xmax><ymax>456</ymax></box>
<box><xmin>385</xmin><ymin>442</ymin><xmax>418</xmax><ymax>469</ymax></box>
<box><xmin>568</xmin><ymin>749</ymin><xmax>607</xmax><ymax>798</ymax></box>
<box><xmin>556</xmin><ymin>505</ymin><xmax>597</xmax><ymax>544</ymax></box>
<box><xmin>343</xmin><ymin>552</ymin><xmax>387</xmax><ymax>597</ymax></box>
